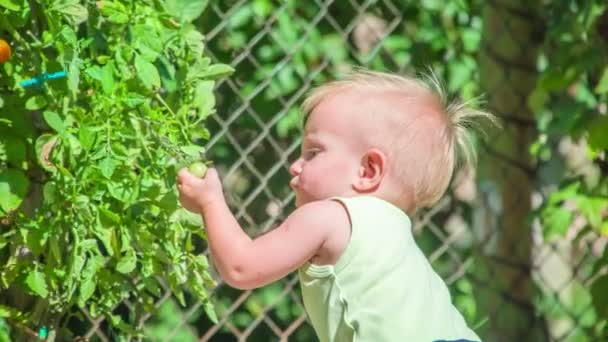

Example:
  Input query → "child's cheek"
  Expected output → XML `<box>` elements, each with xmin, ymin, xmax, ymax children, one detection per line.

<box><xmin>302</xmin><ymin>161</ymin><xmax>333</xmax><ymax>189</ymax></box>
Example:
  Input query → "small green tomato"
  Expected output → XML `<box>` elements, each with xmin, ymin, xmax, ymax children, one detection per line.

<box><xmin>188</xmin><ymin>162</ymin><xmax>208</xmax><ymax>177</ymax></box>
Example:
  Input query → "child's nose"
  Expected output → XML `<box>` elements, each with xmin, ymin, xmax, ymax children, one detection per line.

<box><xmin>289</xmin><ymin>158</ymin><xmax>303</xmax><ymax>176</ymax></box>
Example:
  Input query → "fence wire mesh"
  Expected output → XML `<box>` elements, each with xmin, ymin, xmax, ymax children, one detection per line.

<box><xmin>73</xmin><ymin>1</ymin><xmax>603</xmax><ymax>341</ymax></box>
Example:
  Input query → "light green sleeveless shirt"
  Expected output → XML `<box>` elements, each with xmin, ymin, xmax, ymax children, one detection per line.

<box><xmin>298</xmin><ymin>196</ymin><xmax>481</xmax><ymax>342</ymax></box>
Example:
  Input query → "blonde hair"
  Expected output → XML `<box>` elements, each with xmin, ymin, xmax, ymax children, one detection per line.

<box><xmin>301</xmin><ymin>68</ymin><xmax>497</xmax><ymax>210</ymax></box>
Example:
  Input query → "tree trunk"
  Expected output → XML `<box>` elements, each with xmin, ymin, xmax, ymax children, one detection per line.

<box><xmin>475</xmin><ymin>0</ymin><xmax>547</xmax><ymax>341</ymax></box>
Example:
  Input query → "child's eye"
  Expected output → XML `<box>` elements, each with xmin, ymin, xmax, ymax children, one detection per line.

<box><xmin>303</xmin><ymin>149</ymin><xmax>320</xmax><ymax>160</ymax></box>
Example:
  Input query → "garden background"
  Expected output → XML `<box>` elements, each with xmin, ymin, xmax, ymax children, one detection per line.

<box><xmin>1</xmin><ymin>0</ymin><xmax>607</xmax><ymax>341</ymax></box>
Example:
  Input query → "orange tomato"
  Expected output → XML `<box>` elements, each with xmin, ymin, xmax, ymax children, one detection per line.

<box><xmin>0</xmin><ymin>39</ymin><xmax>11</xmax><ymax>63</ymax></box>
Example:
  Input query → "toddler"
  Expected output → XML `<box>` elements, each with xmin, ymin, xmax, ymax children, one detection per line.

<box><xmin>177</xmin><ymin>69</ymin><xmax>493</xmax><ymax>341</ymax></box>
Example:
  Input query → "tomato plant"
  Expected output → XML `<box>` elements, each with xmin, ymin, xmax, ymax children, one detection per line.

<box><xmin>0</xmin><ymin>0</ymin><xmax>232</xmax><ymax>339</ymax></box>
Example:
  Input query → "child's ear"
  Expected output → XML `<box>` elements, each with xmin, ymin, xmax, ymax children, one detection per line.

<box><xmin>353</xmin><ymin>148</ymin><xmax>386</xmax><ymax>192</ymax></box>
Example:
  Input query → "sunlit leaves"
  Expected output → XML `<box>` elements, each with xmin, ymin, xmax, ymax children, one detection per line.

<box><xmin>165</xmin><ymin>0</ymin><xmax>209</xmax><ymax>23</ymax></box>
<box><xmin>0</xmin><ymin>0</ymin><xmax>20</xmax><ymax>11</ymax></box>
<box><xmin>0</xmin><ymin>0</ymin><xmax>232</xmax><ymax>335</ymax></box>
<box><xmin>116</xmin><ymin>249</ymin><xmax>137</xmax><ymax>274</ymax></box>
<box><xmin>98</xmin><ymin>1</ymin><xmax>129</xmax><ymax>24</ymax></box>
<box><xmin>50</xmin><ymin>0</ymin><xmax>88</xmax><ymax>26</ymax></box>
<box><xmin>540</xmin><ymin>180</ymin><xmax>608</xmax><ymax>239</ymax></box>
<box><xmin>42</xmin><ymin>111</ymin><xmax>65</xmax><ymax>133</ymax></box>
<box><xmin>25</xmin><ymin>96</ymin><xmax>47</xmax><ymax>110</ymax></box>
<box><xmin>135</xmin><ymin>54</ymin><xmax>161</xmax><ymax>90</ymax></box>
<box><xmin>26</xmin><ymin>270</ymin><xmax>49</xmax><ymax>298</ymax></box>
<box><xmin>0</xmin><ymin>169</ymin><xmax>29</xmax><ymax>213</ymax></box>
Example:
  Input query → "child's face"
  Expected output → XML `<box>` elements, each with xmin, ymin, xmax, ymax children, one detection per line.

<box><xmin>289</xmin><ymin>94</ymin><xmax>364</xmax><ymax>207</ymax></box>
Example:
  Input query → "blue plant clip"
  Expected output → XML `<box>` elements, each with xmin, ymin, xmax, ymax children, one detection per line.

<box><xmin>38</xmin><ymin>325</ymin><xmax>48</xmax><ymax>339</ymax></box>
<box><xmin>20</xmin><ymin>71</ymin><xmax>67</xmax><ymax>88</ymax></box>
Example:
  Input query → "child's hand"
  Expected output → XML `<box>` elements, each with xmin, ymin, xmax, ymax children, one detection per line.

<box><xmin>177</xmin><ymin>167</ymin><xmax>224</xmax><ymax>213</ymax></box>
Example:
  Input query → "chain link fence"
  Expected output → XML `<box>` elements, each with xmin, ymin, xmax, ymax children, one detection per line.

<box><xmin>74</xmin><ymin>1</ymin><xmax>602</xmax><ymax>341</ymax></box>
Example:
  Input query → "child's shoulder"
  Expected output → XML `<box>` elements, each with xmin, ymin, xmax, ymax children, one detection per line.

<box><xmin>332</xmin><ymin>195</ymin><xmax>410</xmax><ymax>219</ymax></box>
<box><xmin>291</xmin><ymin>199</ymin><xmax>350</xmax><ymax>225</ymax></box>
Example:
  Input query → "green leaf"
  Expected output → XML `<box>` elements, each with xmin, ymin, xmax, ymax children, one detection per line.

<box><xmin>448</xmin><ymin>59</ymin><xmax>472</xmax><ymax>92</ymax></box>
<box><xmin>51</xmin><ymin>0</ymin><xmax>88</xmax><ymax>26</ymax></box>
<box><xmin>0</xmin><ymin>169</ymin><xmax>29</xmax><ymax>213</ymax></box>
<box><xmin>85</xmin><ymin>65</ymin><xmax>103</xmax><ymax>81</ymax></box>
<box><xmin>0</xmin><ymin>0</ymin><xmax>20</xmax><ymax>11</ymax></box>
<box><xmin>100</xmin><ymin>63</ymin><xmax>115</xmax><ymax>94</ymax></box>
<box><xmin>58</xmin><ymin>26</ymin><xmax>78</xmax><ymax>45</ymax></box>
<box><xmin>77</xmin><ymin>255</ymin><xmax>104</xmax><ymax>307</ymax></box>
<box><xmin>180</xmin><ymin>144</ymin><xmax>205</xmax><ymax>158</ymax></box>
<box><xmin>461</xmin><ymin>28</ymin><xmax>481</xmax><ymax>53</ymax></box>
<box><xmin>49</xmin><ymin>235</ymin><xmax>62</xmax><ymax>264</ymax></box>
<box><xmin>184</xmin><ymin>27</ymin><xmax>205</xmax><ymax>56</ymax></box>
<box><xmin>170</xmin><ymin>208</ymin><xmax>202</xmax><ymax>228</ymax></box>
<box><xmin>202</xmin><ymin>64</ymin><xmax>234</xmax><ymax>80</ymax></box>
<box><xmin>539</xmin><ymin>67</ymin><xmax>578</xmax><ymax>91</ymax></box>
<box><xmin>68</xmin><ymin>255</ymin><xmax>86</xmax><ymax>286</ymax></box>
<box><xmin>588</xmin><ymin>116</ymin><xmax>608</xmax><ymax>151</ymax></box>
<box><xmin>35</xmin><ymin>134</ymin><xmax>58</xmax><ymax>171</ymax></box>
<box><xmin>595</xmin><ymin>67</ymin><xmax>608</xmax><ymax>94</ymax></box>
<box><xmin>133</xmin><ymin>25</ymin><xmax>163</xmax><ymax>61</ymax></box>
<box><xmin>158</xmin><ymin>191</ymin><xmax>178</xmax><ymax>211</ymax></box>
<box><xmin>527</xmin><ymin>86</ymin><xmax>549</xmax><ymax>114</ymax></box>
<box><xmin>124</xmin><ymin>93</ymin><xmax>148</xmax><ymax>108</ymax></box>
<box><xmin>194</xmin><ymin>80</ymin><xmax>215</xmax><ymax>119</ymax></box>
<box><xmin>135</xmin><ymin>55</ymin><xmax>160</xmax><ymax>90</ymax></box>
<box><xmin>108</xmin><ymin>181</ymin><xmax>138</xmax><ymax>204</ymax></box>
<box><xmin>591</xmin><ymin>275</ymin><xmax>608</xmax><ymax>320</ymax></box>
<box><xmin>108</xmin><ymin>313</ymin><xmax>138</xmax><ymax>335</ymax></box>
<box><xmin>95</xmin><ymin>228</ymin><xmax>114</xmax><ymax>256</ymax></box>
<box><xmin>99</xmin><ymin>207</ymin><xmax>121</xmax><ymax>224</ymax></box>
<box><xmin>78</xmin><ymin>126</ymin><xmax>96</xmax><ymax>150</ymax></box>
<box><xmin>78</xmin><ymin>278</ymin><xmax>96</xmax><ymax>307</ymax></box>
<box><xmin>43</xmin><ymin>111</ymin><xmax>65</xmax><ymax>133</ymax></box>
<box><xmin>601</xmin><ymin>222</ymin><xmax>608</xmax><ymax>236</ymax></box>
<box><xmin>98</xmin><ymin>1</ymin><xmax>129</xmax><ymax>24</ymax></box>
<box><xmin>577</xmin><ymin>196</ymin><xmax>608</xmax><ymax>229</ymax></box>
<box><xmin>25</xmin><ymin>96</ymin><xmax>48</xmax><ymax>110</ymax></box>
<box><xmin>68</xmin><ymin>57</ymin><xmax>81</xmax><ymax>97</ymax></box>
<box><xmin>190</xmin><ymin>273</ymin><xmax>208</xmax><ymax>301</ymax></box>
<box><xmin>79</xmin><ymin>238</ymin><xmax>97</xmax><ymax>251</ymax></box>
<box><xmin>204</xmin><ymin>301</ymin><xmax>218</xmax><ymax>324</ymax></box>
<box><xmin>193</xmin><ymin>254</ymin><xmax>208</xmax><ymax>269</ymax></box>
<box><xmin>168</xmin><ymin>276</ymin><xmax>186</xmax><ymax>306</ymax></box>
<box><xmin>143</xmin><ymin>276</ymin><xmax>162</xmax><ymax>296</ymax></box>
<box><xmin>116</xmin><ymin>249</ymin><xmax>137</xmax><ymax>274</ymax></box>
<box><xmin>165</xmin><ymin>0</ymin><xmax>209</xmax><ymax>23</ymax></box>
<box><xmin>26</xmin><ymin>271</ymin><xmax>49</xmax><ymax>298</ymax></box>
<box><xmin>0</xmin><ymin>133</ymin><xmax>26</xmax><ymax>164</ymax></box>
<box><xmin>99</xmin><ymin>156</ymin><xmax>117</xmax><ymax>178</ymax></box>
<box><xmin>542</xmin><ymin>207</ymin><xmax>572</xmax><ymax>239</ymax></box>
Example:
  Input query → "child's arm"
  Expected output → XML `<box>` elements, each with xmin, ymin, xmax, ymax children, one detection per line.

<box><xmin>177</xmin><ymin>168</ymin><xmax>349</xmax><ymax>290</ymax></box>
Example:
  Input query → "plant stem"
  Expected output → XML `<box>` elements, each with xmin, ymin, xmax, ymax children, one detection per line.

<box><xmin>6</xmin><ymin>317</ymin><xmax>39</xmax><ymax>341</ymax></box>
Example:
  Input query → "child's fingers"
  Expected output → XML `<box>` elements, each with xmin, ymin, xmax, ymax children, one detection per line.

<box><xmin>177</xmin><ymin>168</ymin><xmax>193</xmax><ymax>183</ymax></box>
<box><xmin>177</xmin><ymin>168</ymin><xmax>200</xmax><ymax>191</ymax></box>
<box><xmin>203</xmin><ymin>167</ymin><xmax>219</xmax><ymax>181</ymax></box>
<box><xmin>176</xmin><ymin>167</ymin><xmax>222</xmax><ymax>199</ymax></box>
